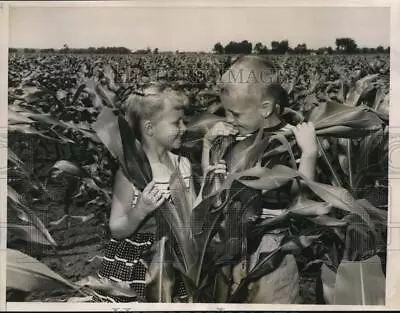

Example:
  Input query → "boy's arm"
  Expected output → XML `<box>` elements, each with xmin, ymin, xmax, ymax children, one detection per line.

<box><xmin>291</xmin><ymin>122</ymin><xmax>318</xmax><ymax>193</ymax></box>
<box><xmin>298</xmin><ymin>151</ymin><xmax>318</xmax><ymax>180</ymax></box>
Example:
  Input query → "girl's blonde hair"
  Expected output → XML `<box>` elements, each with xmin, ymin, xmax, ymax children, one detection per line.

<box><xmin>124</xmin><ymin>82</ymin><xmax>189</xmax><ymax>138</ymax></box>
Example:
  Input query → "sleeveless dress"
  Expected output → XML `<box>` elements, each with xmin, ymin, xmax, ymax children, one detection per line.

<box><xmin>96</xmin><ymin>152</ymin><xmax>192</xmax><ymax>302</ymax></box>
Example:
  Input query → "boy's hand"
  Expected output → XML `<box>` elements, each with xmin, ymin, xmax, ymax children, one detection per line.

<box><xmin>292</xmin><ymin>122</ymin><xmax>318</xmax><ymax>157</ymax></box>
<box><xmin>204</xmin><ymin>122</ymin><xmax>239</xmax><ymax>145</ymax></box>
<box><xmin>138</xmin><ymin>181</ymin><xmax>167</xmax><ymax>213</ymax></box>
<box><xmin>205</xmin><ymin>159</ymin><xmax>228</xmax><ymax>178</ymax></box>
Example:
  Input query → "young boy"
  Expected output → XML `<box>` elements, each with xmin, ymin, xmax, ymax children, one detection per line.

<box><xmin>203</xmin><ymin>55</ymin><xmax>318</xmax><ymax>303</ymax></box>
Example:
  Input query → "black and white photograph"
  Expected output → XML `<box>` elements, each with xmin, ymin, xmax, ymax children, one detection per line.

<box><xmin>4</xmin><ymin>1</ymin><xmax>392</xmax><ymax>308</ymax></box>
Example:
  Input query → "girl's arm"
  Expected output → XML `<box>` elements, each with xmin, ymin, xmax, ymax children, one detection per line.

<box><xmin>109</xmin><ymin>168</ymin><xmax>150</xmax><ymax>239</ymax></box>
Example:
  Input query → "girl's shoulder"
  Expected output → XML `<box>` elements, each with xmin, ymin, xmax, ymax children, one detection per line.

<box><xmin>168</xmin><ymin>152</ymin><xmax>191</xmax><ymax>177</ymax></box>
<box><xmin>179</xmin><ymin>156</ymin><xmax>192</xmax><ymax>178</ymax></box>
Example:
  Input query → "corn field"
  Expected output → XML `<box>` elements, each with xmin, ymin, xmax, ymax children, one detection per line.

<box><xmin>7</xmin><ymin>52</ymin><xmax>389</xmax><ymax>304</ymax></box>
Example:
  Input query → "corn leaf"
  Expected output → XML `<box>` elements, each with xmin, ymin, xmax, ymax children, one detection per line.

<box><xmin>157</xmin><ymin>200</ymin><xmax>194</xmax><ymax>280</ymax></box>
<box><xmin>332</xmin><ymin>255</ymin><xmax>385</xmax><ymax>305</ymax></box>
<box><xmin>190</xmin><ymin>192</ymin><xmax>231</xmax><ymax>286</ymax></box>
<box><xmin>22</xmin><ymin>112</ymin><xmax>68</xmax><ymax>129</ymax></box>
<box><xmin>75</xmin><ymin>275</ymin><xmax>137</xmax><ymax>299</ymax></box>
<box><xmin>213</xmin><ymin>200</ymin><xmax>247</xmax><ymax>268</ymax></box>
<box><xmin>213</xmin><ymin>265</ymin><xmax>232</xmax><ymax>302</ymax></box>
<box><xmin>250</xmin><ymin>212</ymin><xmax>290</xmax><ymax>240</ymax></box>
<box><xmin>93</xmin><ymin>107</ymin><xmax>152</xmax><ymax>190</ymax></box>
<box><xmin>7</xmin><ymin>249</ymin><xmax>76</xmax><ymax>292</ymax></box>
<box><xmin>82</xmin><ymin>177</ymin><xmax>112</xmax><ymax>202</ymax></box>
<box><xmin>170</xmin><ymin>168</ymin><xmax>192</xmax><ymax>229</ymax></box>
<box><xmin>8</xmin><ymin>149</ymin><xmax>24</xmax><ymax>168</ymax></box>
<box><xmin>301</xmin><ymin>179</ymin><xmax>374</xmax><ymax>232</ymax></box>
<box><xmin>356</xmin><ymin>199</ymin><xmax>387</xmax><ymax>223</ymax></box>
<box><xmin>306</xmin><ymin>101</ymin><xmax>383</xmax><ymax>138</ymax></box>
<box><xmin>345</xmin><ymin>74</ymin><xmax>380</xmax><ymax>106</ymax></box>
<box><xmin>308</xmin><ymin>215</ymin><xmax>348</xmax><ymax>227</ymax></box>
<box><xmin>8</xmin><ymin>125</ymin><xmax>59</xmax><ymax>142</ymax></box>
<box><xmin>145</xmin><ymin>237</ymin><xmax>175</xmax><ymax>302</ymax></box>
<box><xmin>166</xmin><ymin>167</ymin><xmax>198</xmax><ymax>280</ymax></box>
<box><xmin>288</xmin><ymin>195</ymin><xmax>332</xmax><ymax>216</ymax></box>
<box><xmin>51</xmin><ymin>160</ymin><xmax>90</xmax><ymax>178</ymax></box>
<box><xmin>317</xmin><ymin>137</ymin><xmax>343</xmax><ymax>187</ymax></box>
<box><xmin>8</xmin><ymin>185</ymin><xmax>25</xmax><ymax>208</ymax></box>
<box><xmin>8</xmin><ymin>224</ymin><xmax>54</xmax><ymax>246</ymax></box>
<box><xmin>229</xmin><ymin>129</ymin><xmax>267</xmax><ymax>173</ymax></box>
<box><xmin>104</xmin><ymin>64</ymin><xmax>116</xmax><ymax>89</ymax></box>
<box><xmin>49</xmin><ymin>214</ymin><xmax>95</xmax><ymax>226</ymax></box>
<box><xmin>321</xmin><ymin>263</ymin><xmax>336</xmax><ymax>304</ymax></box>
<box><xmin>92</xmin><ymin>107</ymin><xmax>129</xmax><ymax>179</ymax></box>
<box><xmin>269</xmin><ymin>133</ymin><xmax>297</xmax><ymax>169</ymax></box>
<box><xmin>95</xmin><ymin>83</ymin><xmax>114</xmax><ymax>108</ymax></box>
<box><xmin>8</xmin><ymin>110</ymin><xmax>34</xmax><ymax>125</ymax></box>
<box><xmin>236</xmin><ymin>165</ymin><xmax>299</xmax><ymax>191</ymax></box>
<box><xmin>8</xmin><ymin>186</ymin><xmax>57</xmax><ymax>247</ymax></box>
<box><xmin>14</xmin><ymin>207</ymin><xmax>30</xmax><ymax>223</ymax></box>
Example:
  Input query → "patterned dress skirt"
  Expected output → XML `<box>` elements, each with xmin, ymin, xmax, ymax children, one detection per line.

<box><xmin>95</xmin><ymin>231</ymin><xmax>187</xmax><ymax>303</ymax></box>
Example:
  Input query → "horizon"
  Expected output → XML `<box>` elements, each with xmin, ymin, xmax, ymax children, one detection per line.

<box><xmin>9</xmin><ymin>6</ymin><xmax>390</xmax><ymax>52</ymax></box>
<box><xmin>8</xmin><ymin>40</ymin><xmax>390</xmax><ymax>52</ymax></box>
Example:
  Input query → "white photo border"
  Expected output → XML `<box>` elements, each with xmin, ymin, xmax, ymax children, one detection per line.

<box><xmin>1</xmin><ymin>0</ymin><xmax>398</xmax><ymax>311</ymax></box>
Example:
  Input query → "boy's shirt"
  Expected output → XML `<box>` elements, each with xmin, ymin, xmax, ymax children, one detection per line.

<box><xmin>219</xmin><ymin>121</ymin><xmax>301</xmax><ymax>302</ymax></box>
<box><xmin>223</xmin><ymin>122</ymin><xmax>299</xmax><ymax>221</ymax></box>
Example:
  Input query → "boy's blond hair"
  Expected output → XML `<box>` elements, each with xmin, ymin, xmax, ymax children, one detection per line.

<box><xmin>219</xmin><ymin>55</ymin><xmax>288</xmax><ymax>114</ymax></box>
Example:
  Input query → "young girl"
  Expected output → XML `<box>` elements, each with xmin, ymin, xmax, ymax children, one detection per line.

<box><xmin>96</xmin><ymin>82</ymin><xmax>225</xmax><ymax>303</ymax></box>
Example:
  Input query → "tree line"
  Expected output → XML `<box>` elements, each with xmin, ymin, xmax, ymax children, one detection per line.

<box><xmin>9</xmin><ymin>37</ymin><xmax>390</xmax><ymax>55</ymax></box>
<box><xmin>9</xmin><ymin>45</ymin><xmax>133</xmax><ymax>55</ymax></box>
<box><xmin>213</xmin><ymin>38</ymin><xmax>390</xmax><ymax>55</ymax></box>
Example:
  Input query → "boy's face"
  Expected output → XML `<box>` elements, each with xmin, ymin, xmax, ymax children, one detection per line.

<box><xmin>220</xmin><ymin>77</ymin><xmax>268</xmax><ymax>135</ymax></box>
<box><xmin>152</xmin><ymin>102</ymin><xmax>187</xmax><ymax>150</ymax></box>
<box><xmin>221</xmin><ymin>91</ymin><xmax>265</xmax><ymax>135</ymax></box>
<box><xmin>219</xmin><ymin>62</ymin><xmax>280</xmax><ymax>135</ymax></box>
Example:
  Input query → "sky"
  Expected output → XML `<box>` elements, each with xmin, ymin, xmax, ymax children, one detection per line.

<box><xmin>9</xmin><ymin>6</ymin><xmax>390</xmax><ymax>52</ymax></box>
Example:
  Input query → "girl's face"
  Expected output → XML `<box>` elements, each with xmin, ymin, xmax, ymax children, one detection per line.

<box><xmin>151</xmin><ymin>102</ymin><xmax>187</xmax><ymax>150</ymax></box>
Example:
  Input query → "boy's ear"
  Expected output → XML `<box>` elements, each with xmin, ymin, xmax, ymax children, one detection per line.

<box><xmin>142</xmin><ymin>119</ymin><xmax>153</xmax><ymax>136</ymax></box>
<box><xmin>260</xmin><ymin>99</ymin><xmax>275</xmax><ymax>118</ymax></box>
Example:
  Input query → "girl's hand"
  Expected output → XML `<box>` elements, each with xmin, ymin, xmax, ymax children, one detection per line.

<box><xmin>138</xmin><ymin>181</ymin><xmax>167</xmax><ymax>214</ymax></box>
<box><xmin>204</xmin><ymin>122</ymin><xmax>239</xmax><ymax>145</ymax></box>
<box><xmin>292</xmin><ymin>122</ymin><xmax>318</xmax><ymax>157</ymax></box>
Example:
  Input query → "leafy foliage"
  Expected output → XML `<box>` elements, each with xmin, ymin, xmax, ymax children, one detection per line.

<box><xmin>7</xmin><ymin>53</ymin><xmax>388</xmax><ymax>304</ymax></box>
